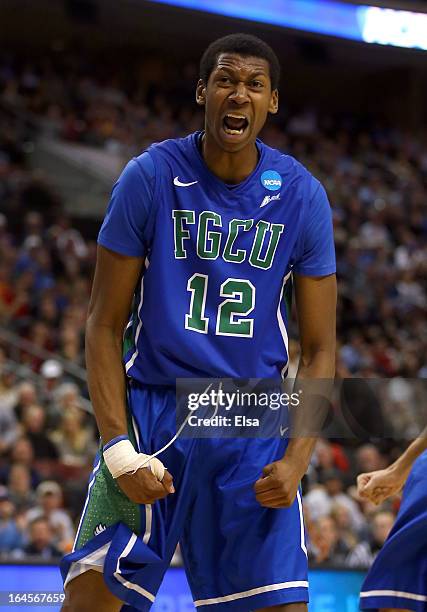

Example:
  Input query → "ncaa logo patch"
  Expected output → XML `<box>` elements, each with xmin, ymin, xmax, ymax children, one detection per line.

<box><xmin>261</xmin><ymin>170</ymin><xmax>282</xmax><ymax>191</ymax></box>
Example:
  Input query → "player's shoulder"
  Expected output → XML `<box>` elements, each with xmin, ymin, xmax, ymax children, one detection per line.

<box><xmin>146</xmin><ymin>132</ymin><xmax>195</xmax><ymax>162</ymax></box>
<box><xmin>259</xmin><ymin>140</ymin><xmax>319</xmax><ymax>193</ymax></box>
<box><xmin>258</xmin><ymin>141</ymin><xmax>317</xmax><ymax>181</ymax></box>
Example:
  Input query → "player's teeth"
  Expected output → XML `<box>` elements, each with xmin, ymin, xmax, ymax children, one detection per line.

<box><xmin>224</xmin><ymin>127</ymin><xmax>244</xmax><ymax>135</ymax></box>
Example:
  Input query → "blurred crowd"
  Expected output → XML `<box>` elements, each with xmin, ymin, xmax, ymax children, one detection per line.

<box><xmin>0</xmin><ymin>50</ymin><xmax>426</xmax><ymax>565</ymax></box>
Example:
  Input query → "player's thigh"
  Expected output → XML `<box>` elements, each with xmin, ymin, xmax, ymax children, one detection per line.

<box><xmin>379</xmin><ymin>609</ymin><xmax>412</xmax><ymax>612</ymax></box>
<box><xmin>62</xmin><ymin>569</ymin><xmax>122</xmax><ymax>612</ymax></box>
<box><xmin>256</xmin><ymin>604</ymin><xmax>307</xmax><ymax>611</ymax></box>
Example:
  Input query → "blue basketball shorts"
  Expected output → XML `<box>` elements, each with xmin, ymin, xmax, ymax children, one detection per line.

<box><xmin>61</xmin><ymin>382</ymin><xmax>308</xmax><ymax>611</ymax></box>
<box><xmin>360</xmin><ymin>451</ymin><xmax>427</xmax><ymax>611</ymax></box>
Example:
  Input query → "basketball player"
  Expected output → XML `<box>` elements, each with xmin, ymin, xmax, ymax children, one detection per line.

<box><xmin>358</xmin><ymin>432</ymin><xmax>427</xmax><ymax>612</ymax></box>
<box><xmin>61</xmin><ymin>33</ymin><xmax>336</xmax><ymax>611</ymax></box>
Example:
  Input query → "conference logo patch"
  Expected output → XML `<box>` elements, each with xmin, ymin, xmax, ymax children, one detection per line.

<box><xmin>261</xmin><ymin>170</ymin><xmax>282</xmax><ymax>191</ymax></box>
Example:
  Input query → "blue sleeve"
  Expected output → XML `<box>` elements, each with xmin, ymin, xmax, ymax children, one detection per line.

<box><xmin>293</xmin><ymin>177</ymin><xmax>336</xmax><ymax>276</ymax></box>
<box><xmin>97</xmin><ymin>152</ymin><xmax>155</xmax><ymax>257</ymax></box>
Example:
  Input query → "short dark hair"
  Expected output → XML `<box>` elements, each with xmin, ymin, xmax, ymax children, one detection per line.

<box><xmin>200</xmin><ymin>33</ymin><xmax>280</xmax><ymax>90</ymax></box>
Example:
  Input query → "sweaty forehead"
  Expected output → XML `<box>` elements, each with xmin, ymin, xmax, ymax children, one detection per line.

<box><xmin>214</xmin><ymin>53</ymin><xmax>270</xmax><ymax>77</ymax></box>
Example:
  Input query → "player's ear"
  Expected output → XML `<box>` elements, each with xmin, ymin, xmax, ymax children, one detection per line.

<box><xmin>196</xmin><ymin>79</ymin><xmax>207</xmax><ymax>106</ymax></box>
<box><xmin>268</xmin><ymin>89</ymin><xmax>279</xmax><ymax>115</ymax></box>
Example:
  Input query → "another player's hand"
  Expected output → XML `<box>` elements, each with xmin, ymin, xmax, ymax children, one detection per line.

<box><xmin>357</xmin><ymin>467</ymin><xmax>405</xmax><ymax>505</ymax></box>
<box><xmin>117</xmin><ymin>468</ymin><xmax>175</xmax><ymax>505</ymax></box>
<box><xmin>254</xmin><ymin>458</ymin><xmax>302</xmax><ymax>508</ymax></box>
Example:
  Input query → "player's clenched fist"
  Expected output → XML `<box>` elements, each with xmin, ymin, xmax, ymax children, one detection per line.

<box><xmin>357</xmin><ymin>467</ymin><xmax>405</xmax><ymax>506</ymax></box>
<box><xmin>254</xmin><ymin>459</ymin><xmax>302</xmax><ymax>508</ymax></box>
<box><xmin>117</xmin><ymin>468</ymin><xmax>175</xmax><ymax>505</ymax></box>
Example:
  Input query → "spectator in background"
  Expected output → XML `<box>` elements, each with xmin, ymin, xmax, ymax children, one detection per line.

<box><xmin>49</xmin><ymin>382</ymin><xmax>83</xmax><ymax>426</ymax></box>
<box><xmin>308</xmin><ymin>515</ymin><xmax>352</xmax><ymax>565</ymax></box>
<box><xmin>356</xmin><ymin>444</ymin><xmax>387</xmax><ymax>475</ymax></box>
<box><xmin>26</xmin><ymin>481</ymin><xmax>74</xmax><ymax>554</ymax></box>
<box><xmin>21</xmin><ymin>516</ymin><xmax>61</xmax><ymax>559</ymax></box>
<box><xmin>39</xmin><ymin>359</ymin><xmax>64</xmax><ymax>408</ymax></box>
<box><xmin>0</xmin><ymin>363</ymin><xmax>19</xmax><ymax>453</ymax></box>
<box><xmin>7</xmin><ymin>463</ymin><xmax>35</xmax><ymax>512</ymax></box>
<box><xmin>50</xmin><ymin>405</ymin><xmax>96</xmax><ymax>470</ymax></box>
<box><xmin>0</xmin><ymin>486</ymin><xmax>25</xmax><ymax>554</ymax></box>
<box><xmin>331</xmin><ymin>502</ymin><xmax>360</xmax><ymax>552</ymax></box>
<box><xmin>305</xmin><ymin>468</ymin><xmax>366</xmax><ymax>533</ymax></box>
<box><xmin>20</xmin><ymin>404</ymin><xmax>59</xmax><ymax>465</ymax></box>
<box><xmin>346</xmin><ymin>511</ymin><xmax>395</xmax><ymax>568</ymax></box>
<box><xmin>0</xmin><ymin>436</ymin><xmax>41</xmax><ymax>489</ymax></box>
<box><xmin>13</xmin><ymin>380</ymin><xmax>38</xmax><ymax>421</ymax></box>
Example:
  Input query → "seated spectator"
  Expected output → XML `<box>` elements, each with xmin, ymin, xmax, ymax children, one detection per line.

<box><xmin>0</xmin><ymin>363</ymin><xmax>19</xmax><ymax>453</ymax></box>
<box><xmin>346</xmin><ymin>511</ymin><xmax>395</xmax><ymax>568</ymax></box>
<box><xmin>330</xmin><ymin>503</ymin><xmax>359</xmax><ymax>551</ymax></box>
<box><xmin>0</xmin><ymin>486</ymin><xmax>25</xmax><ymax>554</ymax></box>
<box><xmin>49</xmin><ymin>382</ymin><xmax>83</xmax><ymax>426</ymax></box>
<box><xmin>321</xmin><ymin>469</ymin><xmax>366</xmax><ymax>533</ymax></box>
<box><xmin>20</xmin><ymin>404</ymin><xmax>59</xmax><ymax>464</ymax></box>
<box><xmin>50</xmin><ymin>405</ymin><xmax>96</xmax><ymax>469</ymax></box>
<box><xmin>0</xmin><ymin>436</ymin><xmax>41</xmax><ymax>489</ymax></box>
<box><xmin>308</xmin><ymin>515</ymin><xmax>352</xmax><ymax>566</ymax></box>
<box><xmin>39</xmin><ymin>359</ymin><xmax>64</xmax><ymax>409</ymax></box>
<box><xmin>12</xmin><ymin>381</ymin><xmax>38</xmax><ymax>421</ymax></box>
<box><xmin>7</xmin><ymin>463</ymin><xmax>36</xmax><ymax>512</ymax></box>
<box><xmin>26</xmin><ymin>481</ymin><xmax>74</xmax><ymax>553</ymax></box>
<box><xmin>21</xmin><ymin>516</ymin><xmax>62</xmax><ymax>559</ymax></box>
<box><xmin>355</xmin><ymin>444</ymin><xmax>387</xmax><ymax>475</ymax></box>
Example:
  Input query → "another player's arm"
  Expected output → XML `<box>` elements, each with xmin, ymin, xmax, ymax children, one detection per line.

<box><xmin>255</xmin><ymin>273</ymin><xmax>336</xmax><ymax>508</ymax></box>
<box><xmin>357</xmin><ymin>429</ymin><xmax>427</xmax><ymax>505</ymax></box>
<box><xmin>86</xmin><ymin>245</ymin><xmax>174</xmax><ymax>503</ymax></box>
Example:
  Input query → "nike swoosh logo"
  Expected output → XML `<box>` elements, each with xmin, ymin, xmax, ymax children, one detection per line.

<box><xmin>173</xmin><ymin>176</ymin><xmax>198</xmax><ymax>187</ymax></box>
<box><xmin>280</xmin><ymin>425</ymin><xmax>289</xmax><ymax>437</ymax></box>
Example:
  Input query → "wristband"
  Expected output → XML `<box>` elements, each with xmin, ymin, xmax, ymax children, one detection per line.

<box><xmin>103</xmin><ymin>438</ymin><xmax>165</xmax><ymax>481</ymax></box>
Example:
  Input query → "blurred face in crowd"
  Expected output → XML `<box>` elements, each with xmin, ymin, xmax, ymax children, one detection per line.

<box><xmin>315</xmin><ymin>439</ymin><xmax>334</xmax><ymax>469</ymax></box>
<box><xmin>30</xmin><ymin>519</ymin><xmax>52</xmax><ymax>550</ymax></box>
<box><xmin>316</xmin><ymin>516</ymin><xmax>338</xmax><ymax>550</ymax></box>
<box><xmin>356</xmin><ymin>445</ymin><xmax>384</xmax><ymax>473</ymax></box>
<box><xmin>40</xmin><ymin>491</ymin><xmax>61</xmax><ymax>513</ymax></box>
<box><xmin>372</xmin><ymin>512</ymin><xmax>394</xmax><ymax>546</ymax></box>
<box><xmin>197</xmin><ymin>53</ymin><xmax>278</xmax><ymax>153</ymax></box>
<box><xmin>18</xmin><ymin>382</ymin><xmax>37</xmax><ymax>407</ymax></box>
<box><xmin>324</xmin><ymin>476</ymin><xmax>343</xmax><ymax>497</ymax></box>
<box><xmin>332</xmin><ymin>504</ymin><xmax>351</xmax><ymax>530</ymax></box>
<box><xmin>61</xmin><ymin>406</ymin><xmax>83</xmax><ymax>434</ymax></box>
<box><xmin>8</xmin><ymin>464</ymin><xmax>31</xmax><ymax>494</ymax></box>
<box><xmin>0</xmin><ymin>498</ymin><xmax>14</xmax><ymax>520</ymax></box>
<box><xmin>11</xmin><ymin>437</ymin><xmax>34</xmax><ymax>465</ymax></box>
<box><xmin>23</xmin><ymin>404</ymin><xmax>46</xmax><ymax>433</ymax></box>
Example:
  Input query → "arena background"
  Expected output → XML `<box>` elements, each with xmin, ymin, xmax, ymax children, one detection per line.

<box><xmin>0</xmin><ymin>0</ymin><xmax>426</xmax><ymax>610</ymax></box>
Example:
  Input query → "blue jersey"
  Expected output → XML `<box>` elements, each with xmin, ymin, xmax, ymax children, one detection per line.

<box><xmin>361</xmin><ymin>450</ymin><xmax>427</xmax><ymax>611</ymax></box>
<box><xmin>98</xmin><ymin>131</ymin><xmax>335</xmax><ymax>385</ymax></box>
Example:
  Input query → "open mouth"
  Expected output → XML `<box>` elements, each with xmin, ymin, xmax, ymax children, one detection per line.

<box><xmin>222</xmin><ymin>113</ymin><xmax>249</xmax><ymax>136</ymax></box>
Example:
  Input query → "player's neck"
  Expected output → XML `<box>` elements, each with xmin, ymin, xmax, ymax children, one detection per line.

<box><xmin>201</xmin><ymin>133</ymin><xmax>259</xmax><ymax>185</ymax></box>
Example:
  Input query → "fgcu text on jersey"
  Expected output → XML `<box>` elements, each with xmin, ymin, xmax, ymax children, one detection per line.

<box><xmin>98</xmin><ymin>132</ymin><xmax>336</xmax><ymax>385</ymax></box>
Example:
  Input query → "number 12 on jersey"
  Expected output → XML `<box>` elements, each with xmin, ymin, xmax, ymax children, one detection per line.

<box><xmin>185</xmin><ymin>273</ymin><xmax>255</xmax><ymax>337</ymax></box>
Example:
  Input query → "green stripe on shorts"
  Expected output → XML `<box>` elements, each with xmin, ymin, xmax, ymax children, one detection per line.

<box><xmin>75</xmin><ymin>406</ymin><xmax>142</xmax><ymax>549</ymax></box>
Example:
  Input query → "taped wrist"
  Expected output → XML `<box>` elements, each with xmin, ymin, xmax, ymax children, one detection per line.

<box><xmin>103</xmin><ymin>436</ymin><xmax>165</xmax><ymax>481</ymax></box>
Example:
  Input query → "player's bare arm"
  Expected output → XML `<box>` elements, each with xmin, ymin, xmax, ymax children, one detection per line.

<box><xmin>86</xmin><ymin>245</ymin><xmax>174</xmax><ymax>504</ymax></box>
<box><xmin>358</xmin><ymin>427</ymin><xmax>427</xmax><ymax>505</ymax></box>
<box><xmin>255</xmin><ymin>273</ymin><xmax>337</xmax><ymax>508</ymax></box>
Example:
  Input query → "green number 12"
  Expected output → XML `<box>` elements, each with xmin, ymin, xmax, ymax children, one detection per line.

<box><xmin>186</xmin><ymin>273</ymin><xmax>255</xmax><ymax>337</ymax></box>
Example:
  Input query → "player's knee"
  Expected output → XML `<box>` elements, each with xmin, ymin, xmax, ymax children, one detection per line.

<box><xmin>61</xmin><ymin>570</ymin><xmax>122</xmax><ymax>612</ymax></box>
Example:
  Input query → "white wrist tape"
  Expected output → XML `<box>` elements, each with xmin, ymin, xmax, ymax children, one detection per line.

<box><xmin>103</xmin><ymin>439</ymin><xmax>165</xmax><ymax>481</ymax></box>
